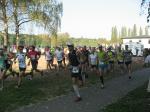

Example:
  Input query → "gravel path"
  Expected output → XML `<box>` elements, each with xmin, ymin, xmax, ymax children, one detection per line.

<box><xmin>15</xmin><ymin>68</ymin><xmax>150</xmax><ymax>112</ymax></box>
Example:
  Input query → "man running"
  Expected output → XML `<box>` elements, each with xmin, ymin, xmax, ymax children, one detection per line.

<box><xmin>107</xmin><ymin>46</ymin><xmax>115</xmax><ymax>73</ymax></box>
<box><xmin>89</xmin><ymin>47</ymin><xmax>98</xmax><ymax>73</ymax></box>
<box><xmin>27</xmin><ymin>45</ymin><xmax>43</xmax><ymax>79</ymax></box>
<box><xmin>55</xmin><ymin>47</ymin><xmax>64</xmax><ymax>71</ymax></box>
<box><xmin>117</xmin><ymin>47</ymin><xmax>124</xmax><ymax>74</ymax></box>
<box><xmin>97</xmin><ymin>45</ymin><xmax>108</xmax><ymax>88</ymax></box>
<box><xmin>67</xmin><ymin>43</ymin><xmax>82</xmax><ymax>102</ymax></box>
<box><xmin>44</xmin><ymin>46</ymin><xmax>56</xmax><ymax>70</ymax></box>
<box><xmin>14</xmin><ymin>46</ymin><xmax>27</xmax><ymax>88</ymax></box>
<box><xmin>123</xmin><ymin>45</ymin><xmax>132</xmax><ymax>79</ymax></box>
<box><xmin>0</xmin><ymin>48</ymin><xmax>6</xmax><ymax>91</ymax></box>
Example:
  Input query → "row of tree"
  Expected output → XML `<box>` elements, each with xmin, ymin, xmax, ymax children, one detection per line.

<box><xmin>0</xmin><ymin>0</ymin><xmax>63</xmax><ymax>47</ymax></box>
<box><xmin>111</xmin><ymin>24</ymin><xmax>149</xmax><ymax>44</ymax></box>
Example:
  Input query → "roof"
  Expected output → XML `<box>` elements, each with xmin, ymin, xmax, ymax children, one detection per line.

<box><xmin>122</xmin><ymin>35</ymin><xmax>150</xmax><ymax>39</ymax></box>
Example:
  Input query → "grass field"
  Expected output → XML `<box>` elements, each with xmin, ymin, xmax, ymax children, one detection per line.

<box><xmin>101</xmin><ymin>82</ymin><xmax>150</xmax><ymax>112</ymax></box>
<box><xmin>0</xmin><ymin>56</ymin><xmax>144</xmax><ymax>112</ymax></box>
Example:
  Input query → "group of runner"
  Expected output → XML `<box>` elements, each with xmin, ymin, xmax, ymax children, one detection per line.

<box><xmin>67</xmin><ymin>43</ymin><xmax>133</xmax><ymax>102</ymax></box>
<box><xmin>0</xmin><ymin>43</ymin><xmax>137</xmax><ymax>102</ymax></box>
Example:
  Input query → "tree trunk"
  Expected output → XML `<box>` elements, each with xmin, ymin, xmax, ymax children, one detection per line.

<box><xmin>16</xmin><ymin>27</ymin><xmax>19</xmax><ymax>47</ymax></box>
<box><xmin>3</xmin><ymin>22</ymin><xmax>9</xmax><ymax>46</ymax></box>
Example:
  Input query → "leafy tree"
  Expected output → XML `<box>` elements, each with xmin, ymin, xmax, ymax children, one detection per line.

<box><xmin>132</xmin><ymin>24</ymin><xmax>137</xmax><ymax>36</ymax></box>
<box><xmin>139</xmin><ymin>26</ymin><xmax>143</xmax><ymax>36</ymax></box>
<box><xmin>145</xmin><ymin>26</ymin><xmax>149</xmax><ymax>35</ymax></box>
<box><xmin>111</xmin><ymin>26</ymin><xmax>118</xmax><ymax>44</ymax></box>
<box><xmin>0</xmin><ymin>0</ymin><xmax>10</xmax><ymax>46</ymax></box>
<box><xmin>128</xmin><ymin>28</ymin><xmax>132</xmax><ymax>37</ymax></box>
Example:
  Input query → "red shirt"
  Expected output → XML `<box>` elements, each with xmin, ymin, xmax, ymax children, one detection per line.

<box><xmin>28</xmin><ymin>50</ymin><xmax>40</xmax><ymax>60</ymax></box>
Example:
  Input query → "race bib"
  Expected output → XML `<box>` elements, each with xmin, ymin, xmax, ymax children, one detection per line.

<box><xmin>72</xmin><ymin>66</ymin><xmax>79</xmax><ymax>73</ymax></box>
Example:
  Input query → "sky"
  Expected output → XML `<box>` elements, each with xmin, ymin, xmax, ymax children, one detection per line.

<box><xmin>59</xmin><ymin>0</ymin><xmax>148</xmax><ymax>39</ymax></box>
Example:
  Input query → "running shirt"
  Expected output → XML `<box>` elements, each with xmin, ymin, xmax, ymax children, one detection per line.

<box><xmin>45</xmin><ymin>51</ymin><xmax>52</xmax><ymax>60</ymax></box>
<box><xmin>89</xmin><ymin>53</ymin><xmax>97</xmax><ymax>65</ymax></box>
<box><xmin>16</xmin><ymin>52</ymin><xmax>26</xmax><ymax>68</ymax></box>
<box><xmin>28</xmin><ymin>51</ymin><xmax>39</xmax><ymax>60</ymax></box>
<box><xmin>55</xmin><ymin>50</ymin><xmax>63</xmax><ymax>61</ymax></box>
<box><xmin>79</xmin><ymin>51</ymin><xmax>87</xmax><ymax>63</ymax></box>
<box><xmin>107</xmin><ymin>51</ymin><xmax>115</xmax><ymax>61</ymax></box>
<box><xmin>0</xmin><ymin>55</ymin><xmax>5</xmax><ymax>69</ymax></box>
<box><xmin>117</xmin><ymin>51</ymin><xmax>124</xmax><ymax>62</ymax></box>
<box><xmin>68</xmin><ymin>50</ymin><xmax>80</xmax><ymax>66</ymax></box>
<box><xmin>97</xmin><ymin>51</ymin><xmax>107</xmax><ymax>64</ymax></box>
<box><xmin>123</xmin><ymin>50</ymin><xmax>132</xmax><ymax>62</ymax></box>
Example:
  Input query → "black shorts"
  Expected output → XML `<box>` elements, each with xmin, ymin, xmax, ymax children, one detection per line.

<box><xmin>47</xmin><ymin>60</ymin><xmax>53</xmax><ymax>63</ymax></box>
<box><xmin>31</xmin><ymin>60</ymin><xmax>38</xmax><ymax>70</ymax></box>
<box><xmin>57</xmin><ymin>60</ymin><xmax>62</xmax><ymax>64</ymax></box>
<box><xmin>125</xmin><ymin>61</ymin><xmax>132</xmax><ymax>66</ymax></box>
<box><xmin>118</xmin><ymin>61</ymin><xmax>124</xmax><ymax>65</ymax></box>
<box><xmin>19</xmin><ymin>67</ymin><xmax>26</xmax><ymax>72</ymax></box>
<box><xmin>4</xmin><ymin>60</ymin><xmax>11</xmax><ymax>69</ymax></box>
<box><xmin>0</xmin><ymin>68</ymin><xmax>4</xmax><ymax>72</ymax></box>
<box><xmin>109</xmin><ymin>61</ymin><xmax>114</xmax><ymax>64</ymax></box>
<box><xmin>91</xmin><ymin>65</ymin><xmax>98</xmax><ymax>69</ymax></box>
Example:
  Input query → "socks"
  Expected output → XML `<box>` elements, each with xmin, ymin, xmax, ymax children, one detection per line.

<box><xmin>73</xmin><ymin>85</ymin><xmax>80</xmax><ymax>97</ymax></box>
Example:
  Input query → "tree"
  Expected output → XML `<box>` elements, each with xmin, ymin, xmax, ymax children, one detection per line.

<box><xmin>120</xmin><ymin>26</ymin><xmax>127</xmax><ymax>38</ymax></box>
<box><xmin>145</xmin><ymin>26</ymin><xmax>149</xmax><ymax>35</ymax></box>
<box><xmin>0</xmin><ymin>0</ymin><xmax>10</xmax><ymax>46</ymax></box>
<box><xmin>128</xmin><ymin>28</ymin><xmax>132</xmax><ymax>37</ymax></box>
<box><xmin>141</xmin><ymin>0</ymin><xmax>150</xmax><ymax>22</ymax></box>
<box><xmin>111</xmin><ymin>26</ymin><xmax>118</xmax><ymax>44</ymax></box>
<box><xmin>132</xmin><ymin>24</ymin><xmax>137</xmax><ymax>36</ymax></box>
<box><xmin>139</xmin><ymin>26</ymin><xmax>143</xmax><ymax>36</ymax></box>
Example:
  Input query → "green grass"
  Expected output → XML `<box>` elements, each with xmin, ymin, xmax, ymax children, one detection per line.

<box><xmin>0</xmin><ymin>60</ymin><xmax>144</xmax><ymax>112</ymax></box>
<box><xmin>101</xmin><ymin>83</ymin><xmax>150</xmax><ymax>112</ymax></box>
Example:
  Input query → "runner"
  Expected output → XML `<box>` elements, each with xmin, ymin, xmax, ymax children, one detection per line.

<box><xmin>55</xmin><ymin>47</ymin><xmax>64</xmax><ymax>71</ymax></box>
<box><xmin>123</xmin><ymin>45</ymin><xmax>133</xmax><ymax>79</ymax></box>
<box><xmin>82</xmin><ymin>46</ymin><xmax>89</xmax><ymax>78</ymax></box>
<box><xmin>89</xmin><ymin>47</ymin><xmax>98</xmax><ymax>73</ymax></box>
<box><xmin>27</xmin><ymin>45</ymin><xmax>43</xmax><ymax>79</ymax></box>
<box><xmin>107</xmin><ymin>46</ymin><xmax>115</xmax><ymax>73</ymax></box>
<box><xmin>67</xmin><ymin>43</ymin><xmax>82</xmax><ymax>102</ymax></box>
<box><xmin>3</xmin><ymin>46</ymin><xmax>15</xmax><ymax>77</ymax></box>
<box><xmin>78</xmin><ymin>47</ymin><xmax>87</xmax><ymax>83</ymax></box>
<box><xmin>0</xmin><ymin>48</ymin><xmax>6</xmax><ymax>91</ymax></box>
<box><xmin>14</xmin><ymin>46</ymin><xmax>27</xmax><ymax>88</ymax></box>
<box><xmin>117</xmin><ymin>47</ymin><xmax>124</xmax><ymax>73</ymax></box>
<box><xmin>97</xmin><ymin>45</ymin><xmax>108</xmax><ymax>89</ymax></box>
<box><xmin>44</xmin><ymin>46</ymin><xmax>56</xmax><ymax>70</ymax></box>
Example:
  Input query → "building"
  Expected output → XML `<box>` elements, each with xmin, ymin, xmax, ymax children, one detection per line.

<box><xmin>122</xmin><ymin>35</ymin><xmax>150</xmax><ymax>49</ymax></box>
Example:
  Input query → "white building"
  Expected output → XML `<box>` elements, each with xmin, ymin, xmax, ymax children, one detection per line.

<box><xmin>122</xmin><ymin>35</ymin><xmax>150</xmax><ymax>49</ymax></box>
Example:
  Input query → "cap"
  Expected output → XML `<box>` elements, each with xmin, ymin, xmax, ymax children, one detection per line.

<box><xmin>67</xmin><ymin>42</ymin><xmax>74</xmax><ymax>47</ymax></box>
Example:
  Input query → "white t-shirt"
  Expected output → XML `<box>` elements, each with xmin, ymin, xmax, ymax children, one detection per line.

<box><xmin>89</xmin><ymin>53</ymin><xmax>97</xmax><ymax>65</ymax></box>
<box><xmin>16</xmin><ymin>52</ymin><xmax>26</xmax><ymax>68</ymax></box>
<box><xmin>55</xmin><ymin>50</ymin><xmax>63</xmax><ymax>61</ymax></box>
<box><xmin>45</xmin><ymin>51</ymin><xmax>52</xmax><ymax>60</ymax></box>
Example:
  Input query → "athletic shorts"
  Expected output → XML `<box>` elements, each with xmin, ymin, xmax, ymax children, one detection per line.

<box><xmin>46</xmin><ymin>60</ymin><xmax>53</xmax><ymax>63</ymax></box>
<box><xmin>57</xmin><ymin>60</ymin><xmax>62</xmax><ymax>64</ymax></box>
<box><xmin>19</xmin><ymin>67</ymin><xmax>26</xmax><ymax>72</ymax></box>
<box><xmin>0</xmin><ymin>68</ymin><xmax>4</xmax><ymax>72</ymax></box>
<box><xmin>99</xmin><ymin>64</ymin><xmax>108</xmax><ymax>70</ymax></box>
<box><xmin>125</xmin><ymin>61</ymin><xmax>132</xmax><ymax>66</ymax></box>
<box><xmin>118</xmin><ymin>61</ymin><xmax>124</xmax><ymax>65</ymax></box>
<box><xmin>109</xmin><ymin>61</ymin><xmax>114</xmax><ymax>64</ymax></box>
<box><xmin>31</xmin><ymin>60</ymin><xmax>38</xmax><ymax>70</ymax></box>
<box><xmin>4</xmin><ymin>60</ymin><xmax>11</xmax><ymax>69</ymax></box>
<box><xmin>91</xmin><ymin>65</ymin><xmax>98</xmax><ymax>69</ymax></box>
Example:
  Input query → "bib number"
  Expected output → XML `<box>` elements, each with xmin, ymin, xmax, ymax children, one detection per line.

<box><xmin>72</xmin><ymin>66</ymin><xmax>79</xmax><ymax>73</ymax></box>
